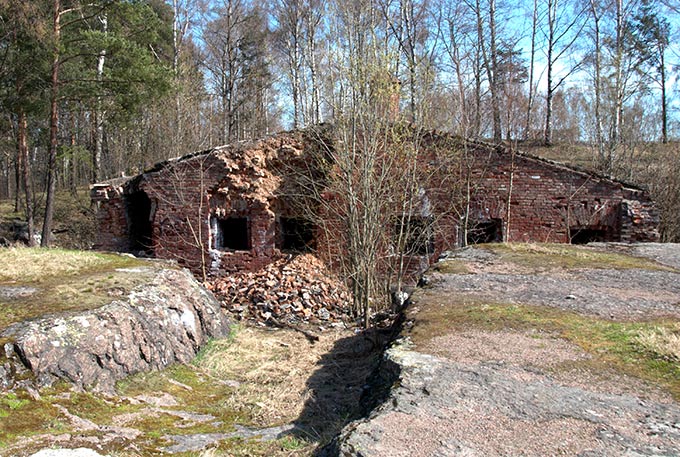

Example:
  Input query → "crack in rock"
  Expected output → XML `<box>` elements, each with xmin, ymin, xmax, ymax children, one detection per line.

<box><xmin>162</xmin><ymin>423</ymin><xmax>298</xmax><ymax>453</ymax></box>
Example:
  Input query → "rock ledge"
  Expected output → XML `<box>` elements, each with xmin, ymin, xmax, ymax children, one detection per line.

<box><xmin>1</xmin><ymin>267</ymin><xmax>230</xmax><ymax>392</ymax></box>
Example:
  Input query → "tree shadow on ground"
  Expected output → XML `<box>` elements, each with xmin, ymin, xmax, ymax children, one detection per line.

<box><xmin>291</xmin><ymin>320</ymin><xmax>403</xmax><ymax>456</ymax></box>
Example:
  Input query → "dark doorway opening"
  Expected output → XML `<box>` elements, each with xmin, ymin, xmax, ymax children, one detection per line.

<box><xmin>126</xmin><ymin>191</ymin><xmax>154</xmax><ymax>255</ymax></box>
<box><xmin>570</xmin><ymin>226</ymin><xmax>608</xmax><ymax>244</ymax></box>
<box><xmin>395</xmin><ymin>216</ymin><xmax>434</xmax><ymax>256</ymax></box>
<box><xmin>214</xmin><ymin>216</ymin><xmax>250</xmax><ymax>250</ymax></box>
<box><xmin>467</xmin><ymin>219</ymin><xmax>503</xmax><ymax>245</ymax></box>
<box><xmin>277</xmin><ymin>217</ymin><xmax>314</xmax><ymax>252</ymax></box>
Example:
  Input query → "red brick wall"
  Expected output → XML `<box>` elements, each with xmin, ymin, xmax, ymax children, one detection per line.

<box><xmin>92</xmin><ymin>132</ymin><xmax>659</xmax><ymax>280</ymax></box>
<box><xmin>91</xmin><ymin>184</ymin><xmax>131</xmax><ymax>252</ymax></box>
<box><xmin>421</xmin><ymin>141</ymin><xmax>659</xmax><ymax>247</ymax></box>
<box><xmin>93</xmin><ymin>134</ymin><xmax>308</xmax><ymax>277</ymax></box>
<box><xmin>468</xmin><ymin>150</ymin><xmax>623</xmax><ymax>243</ymax></box>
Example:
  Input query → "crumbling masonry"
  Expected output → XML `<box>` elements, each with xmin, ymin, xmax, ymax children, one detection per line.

<box><xmin>91</xmin><ymin>129</ymin><xmax>660</xmax><ymax>277</ymax></box>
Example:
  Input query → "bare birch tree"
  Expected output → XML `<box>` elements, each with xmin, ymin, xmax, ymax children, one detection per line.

<box><xmin>272</xmin><ymin>0</ymin><xmax>306</xmax><ymax>128</ymax></box>
<box><xmin>543</xmin><ymin>0</ymin><xmax>587</xmax><ymax>146</ymax></box>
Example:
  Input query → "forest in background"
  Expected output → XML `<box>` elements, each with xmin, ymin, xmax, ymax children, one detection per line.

<box><xmin>1</xmin><ymin>0</ymin><xmax>679</xmax><ymax>248</ymax></box>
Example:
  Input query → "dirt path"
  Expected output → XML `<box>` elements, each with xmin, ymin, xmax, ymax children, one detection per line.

<box><xmin>333</xmin><ymin>244</ymin><xmax>680</xmax><ymax>456</ymax></box>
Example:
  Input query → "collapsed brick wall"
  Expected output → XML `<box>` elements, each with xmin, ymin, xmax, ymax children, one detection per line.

<box><xmin>620</xmin><ymin>188</ymin><xmax>660</xmax><ymax>242</ymax></box>
<box><xmin>92</xmin><ymin>132</ymin><xmax>314</xmax><ymax>276</ymax></box>
<box><xmin>92</xmin><ymin>130</ymin><xmax>660</xmax><ymax>280</ymax></box>
<box><xmin>91</xmin><ymin>180</ymin><xmax>134</xmax><ymax>252</ymax></box>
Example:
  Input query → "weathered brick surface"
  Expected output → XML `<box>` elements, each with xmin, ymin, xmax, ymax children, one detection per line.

<box><xmin>457</xmin><ymin>144</ymin><xmax>659</xmax><ymax>244</ymax></box>
<box><xmin>91</xmin><ymin>131</ymin><xmax>660</xmax><ymax>278</ymax></box>
<box><xmin>92</xmin><ymin>133</ymin><xmax>315</xmax><ymax>276</ymax></box>
<box><xmin>91</xmin><ymin>182</ymin><xmax>130</xmax><ymax>252</ymax></box>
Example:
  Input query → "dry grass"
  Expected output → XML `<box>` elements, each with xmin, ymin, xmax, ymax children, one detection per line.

<box><xmin>486</xmin><ymin>243</ymin><xmax>674</xmax><ymax>272</ymax></box>
<box><xmin>0</xmin><ymin>247</ymin><xmax>142</xmax><ymax>283</ymax></box>
<box><xmin>195</xmin><ymin>326</ymin><xmax>347</xmax><ymax>428</ymax></box>
<box><xmin>432</xmin><ymin>260</ymin><xmax>471</xmax><ymax>274</ymax></box>
<box><xmin>0</xmin><ymin>248</ymin><xmax>153</xmax><ymax>330</ymax></box>
<box><xmin>520</xmin><ymin>142</ymin><xmax>596</xmax><ymax>169</ymax></box>
<box><xmin>192</xmin><ymin>323</ymin><xmax>384</xmax><ymax>451</ymax></box>
<box><xmin>635</xmin><ymin>324</ymin><xmax>680</xmax><ymax>363</ymax></box>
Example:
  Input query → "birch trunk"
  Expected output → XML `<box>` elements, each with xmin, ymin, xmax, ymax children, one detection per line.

<box><xmin>93</xmin><ymin>13</ymin><xmax>107</xmax><ymax>183</ymax></box>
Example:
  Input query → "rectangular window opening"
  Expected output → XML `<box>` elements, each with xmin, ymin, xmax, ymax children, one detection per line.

<box><xmin>213</xmin><ymin>216</ymin><xmax>250</xmax><ymax>251</ymax></box>
<box><xmin>277</xmin><ymin>217</ymin><xmax>314</xmax><ymax>252</ymax></box>
<box><xmin>467</xmin><ymin>219</ymin><xmax>503</xmax><ymax>245</ymax></box>
<box><xmin>395</xmin><ymin>216</ymin><xmax>434</xmax><ymax>256</ymax></box>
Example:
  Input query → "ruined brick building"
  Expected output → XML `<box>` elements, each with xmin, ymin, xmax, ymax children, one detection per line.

<box><xmin>91</xmin><ymin>128</ymin><xmax>660</xmax><ymax>277</ymax></box>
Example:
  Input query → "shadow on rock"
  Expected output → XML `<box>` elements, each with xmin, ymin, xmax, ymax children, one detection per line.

<box><xmin>291</xmin><ymin>319</ymin><xmax>403</xmax><ymax>456</ymax></box>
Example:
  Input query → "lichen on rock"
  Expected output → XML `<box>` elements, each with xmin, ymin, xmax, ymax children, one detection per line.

<box><xmin>1</xmin><ymin>267</ymin><xmax>230</xmax><ymax>393</ymax></box>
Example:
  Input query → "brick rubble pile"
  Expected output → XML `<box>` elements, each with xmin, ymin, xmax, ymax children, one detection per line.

<box><xmin>208</xmin><ymin>254</ymin><xmax>352</xmax><ymax>324</ymax></box>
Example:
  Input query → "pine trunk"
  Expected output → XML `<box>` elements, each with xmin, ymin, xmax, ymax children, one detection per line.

<box><xmin>41</xmin><ymin>0</ymin><xmax>61</xmax><ymax>247</ymax></box>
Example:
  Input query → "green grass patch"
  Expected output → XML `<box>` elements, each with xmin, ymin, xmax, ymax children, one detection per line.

<box><xmin>1</xmin><ymin>392</ymin><xmax>29</xmax><ymax>410</ymax></box>
<box><xmin>432</xmin><ymin>260</ymin><xmax>471</xmax><ymax>274</ymax></box>
<box><xmin>484</xmin><ymin>243</ymin><xmax>674</xmax><ymax>272</ymax></box>
<box><xmin>278</xmin><ymin>435</ymin><xmax>308</xmax><ymax>451</ymax></box>
<box><xmin>408</xmin><ymin>295</ymin><xmax>680</xmax><ymax>398</ymax></box>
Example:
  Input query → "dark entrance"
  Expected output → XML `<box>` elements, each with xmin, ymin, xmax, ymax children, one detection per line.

<box><xmin>570</xmin><ymin>226</ymin><xmax>609</xmax><ymax>244</ymax></box>
<box><xmin>277</xmin><ymin>217</ymin><xmax>314</xmax><ymax>252</ymax></box>
<box><xmin>467</xmin><ymin>219</ymin><xmax>503</xmax><ymax>245</ymax></box>
<box><xmin>394</xmin><ymin>216</ymin><xmax>435</xmax><ymax>256</ymax></box>
<box><xmin>126</xmin><ymin>191</ymin><xmax>154</xmax><ymax>255</ymax></box>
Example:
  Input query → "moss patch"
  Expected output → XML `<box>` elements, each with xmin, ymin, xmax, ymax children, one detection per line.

<box><xmin>60</xmin><ymin>390</ymin><xmax>139</xmax><ymax>424</ymax></box>
<box><xmin>118</xmin><ymin>364</ymin><xmax>249</xmax><ymax>427</ymax></box>
<box><xmin>0</xmin><ymin>390</ymin><xmax>65</xmax><ymax>445</ymax></box>
<box><xmin>407</xmin><ymin>294</ymin><xmax>680</xmax><ymax>398</ymax></box>
<box><xmin>484</xmin><ymin>243</ymin><xmax>674</xmax><ymax>272</ymax></box>
<box><xmin>183</xmin><ymin>436</ymin><xmax>314</xmax><ymax>457</ymax></box>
